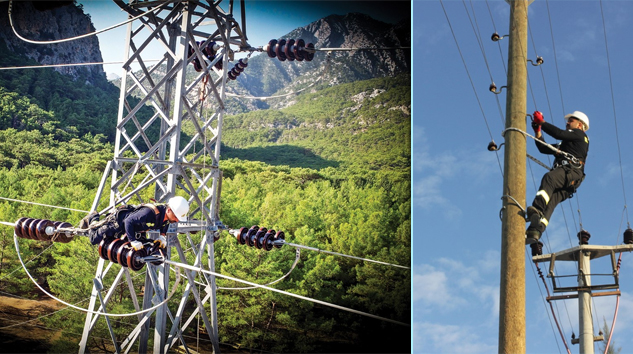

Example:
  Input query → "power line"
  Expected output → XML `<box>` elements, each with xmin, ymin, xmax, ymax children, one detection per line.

<box><xmin>161</xmin><ymin>258</ymin><xmax>409</xmax><ymax>327</ymax></box>
<box><xmin>462</xmin><ymin>0</ymin><xmax>505</xmax><ymax>125</ymax></box>
<box><xmin>0</xmin><ymin>60</ymin><xmax>161</xmax><ymax>71</ymax></box>
<box><xmin>0</xmin><ymin>196</ymin><xmax>88</xmax><ymax>213</ymax></box>
<box><xmin>438</xmin><ymin>0</ymin><xmax>504</xmax><ymax>178</ymax></box>
<box><xmin>599</xmin><ymin>0</ymin><xmax>630</xmax><ymax>228</ymax></box>
<box><xmin>7</xmin><ymin>1</ymin><xmax>160</xmax><ymax>45</ymax></box>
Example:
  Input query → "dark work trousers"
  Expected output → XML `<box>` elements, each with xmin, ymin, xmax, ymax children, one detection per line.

<box><xmin>530</xmin><ymin>165</ymin><xmax>584</xmax><ymax>232</ymax></box>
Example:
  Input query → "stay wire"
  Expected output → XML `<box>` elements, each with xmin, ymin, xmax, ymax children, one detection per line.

<box><xmin>438</xmin><ymin>0</ymin><xmax>503</xmax><ymax>178</ymax></box>
<box><xmin>599</xmin><ymin>0</ymin><xmax>630</xmax><ymax>226</ymax></box>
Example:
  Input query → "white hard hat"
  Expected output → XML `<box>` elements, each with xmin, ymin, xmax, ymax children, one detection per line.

<box><xmin>564</xmin><ymin>111</ymin><xmax>589</xmax><ymax>131</ymax></box>
<box><xmin>168</xmin><ymin>196</ymin><xmax>189</xmax><ymax>222</ymax></box>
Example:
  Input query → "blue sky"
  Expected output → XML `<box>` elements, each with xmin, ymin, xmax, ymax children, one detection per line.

<box><xmin>415</xmin><ymin>0</ymin><xmax>633</xmax><ymax>353</ymax></box>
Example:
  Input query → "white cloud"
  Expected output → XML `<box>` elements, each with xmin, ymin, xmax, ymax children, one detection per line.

<box><xmin>413</xmin><ymin>256</ymin><xmax>500</xmax><ymax>321</ymax></box>
<box><xmin>412</xmin><ymin>322</ymin><xmax>497</xmax><ymax>354</ymax></box>
<box><xmin>413</xmin><ymin>264</ymin><xmax>466</xmax><ymax>311</ymax></box>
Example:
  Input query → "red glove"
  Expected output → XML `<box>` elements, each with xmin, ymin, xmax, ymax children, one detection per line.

<box><xmin>532</xmin><ymin>122</ymin><xmax>541</xmax><ymax>133</ymax></box>
<box><xmin>532</xmin><ymin>111</ymin><xmax>544</xmax><ymax>125</ymax></box>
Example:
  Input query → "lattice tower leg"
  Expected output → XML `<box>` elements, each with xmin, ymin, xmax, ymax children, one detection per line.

<box><xmin>78</xmin><ymin>1</ymin><xmax>245</xmax><ymax>352</ymax></box>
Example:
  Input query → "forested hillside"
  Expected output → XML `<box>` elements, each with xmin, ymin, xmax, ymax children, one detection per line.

<box><xmin>0</xmin><ymin>2</ymin><xmax>410</xmax><ymax>353</ymax></box>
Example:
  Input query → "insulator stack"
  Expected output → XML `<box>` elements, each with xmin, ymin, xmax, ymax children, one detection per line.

<box><xmin>228</xmin><ymin>58</ymin><xmax>248</xmax><ymax>80</ymax></box>
<box><xmin>624</xmin><ymin>228</ymin><xmax>633</xmax><ymax>244</ymax></box>
<box><xmin>235</xmin><ymin>226</ymin><xmax>285</xmax><ymax>251</ymax></box>
<box><xmin>189</xmin><ymin>41</ymin><xmax>223</xmax><ymax>72</ymax></box>
<box><xmin>14</xmin><ymin>217</ymin><xmax>72</xmax><ymax>243</ymax></box>
<box><xmin>97</xmin><ymin>238</ymin><xmax>157</xmax><ymax>272</ymax></box>
<box><xmin>265</xmin><ymin>38</ymin><xmax>314</xmax><ymax>62</ymax></box>
<box><xmin>578</xmin><ymin>230</ymin><xmax>591</xmax><ymax>245</ymax></box>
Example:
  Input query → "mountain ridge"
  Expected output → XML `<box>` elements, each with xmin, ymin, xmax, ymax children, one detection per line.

<box><xmin>0</xmin><ymin>1</ymin><xmax>106</xmax><ymax>85</ymax></box>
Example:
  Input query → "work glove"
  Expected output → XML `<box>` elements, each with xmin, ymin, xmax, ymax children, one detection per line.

<box><xmin>532</xmin><ymin>111</ymin><xmax>544</xmax><ymax>125</ymax></box>
<box><xmin>130</xmin><ymin>240</ymin><xmax>144</xmax><ymax>251</ymax></box>
<box><xmin>532</xmin><ymin>121</ymin><xmax>541</xmax><ymax>134</ymax></box>
<box><xmin>154</xmin><ymin>235</ymin><xmax>167</xmax><ymax>248</ymax></box>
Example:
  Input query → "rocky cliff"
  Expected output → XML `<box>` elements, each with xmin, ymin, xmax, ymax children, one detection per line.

<box><xmin>230</xmin><ymin>12</ymin><xmax>410</xmax><ymax>102</ymax></box>
<box><xmin>0</xmin><ymin>1</ymin><xmax>106</xmax><ymax>85</ymax></box>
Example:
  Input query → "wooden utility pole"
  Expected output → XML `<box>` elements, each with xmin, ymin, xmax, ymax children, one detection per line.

<box><xmin>499</xmin><ymin>0</ymin><xmax>529</xmax><ymax>353</ymax></box>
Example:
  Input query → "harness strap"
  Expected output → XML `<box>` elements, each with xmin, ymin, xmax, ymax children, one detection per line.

<box><xmin>142</xmin><ymin>203</ymin><xmax>160</xmax><ymax>216</ymax></box>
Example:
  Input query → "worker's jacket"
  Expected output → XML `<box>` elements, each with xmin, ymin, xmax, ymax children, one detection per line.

<box><xmin>88</xmin><ymin>204</ymin><xmax>170</xmax><ymax>245</ymax></box>
<box><xmin>536</xmin><ymin>122</ymin><xmax>589</xmax><ymax>171</ymax></box>
<box><xmin>122</xmin><ymin>204</ymin><xmax>170</xmax><ymax>242</ymax></box>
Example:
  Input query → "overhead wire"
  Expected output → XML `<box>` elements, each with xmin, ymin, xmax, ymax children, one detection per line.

<box><xmin>12</xmin><ymin>234</ymin><xmax>175</xmax><ymax>317</ymax></box>
<box><xmin>0</xmin><ymin>60</ymin><xmax>161</xmax><ymax>71</ymax></box>
<box><xmin>438</xmin><ymin>0</ymin><xmax>503</xmax><ymax>178</ymax></box>
<box><xmin>526</xmin><ymin>248</ymin><xmax>564</xmax><ymax>354</ymax></box>
<box><xmin>7</xmin><ymin>0</ymin><xmax>161</xmax><ymax>45</ymax></box>
<box><xmin>162</xmin><ymin>258</ymin><xmax>408</xmax><ymax>327</ymax></box>
<box><xmin>484</xmin><ymin>0</ymin><xmax>507</xmax><ymax>75</ymax></box>
<box><xmin>462</xmin><ymin>0</ymin><xmax>505</xmax><ymax>125</ymax></box>
<box><xmin>527</xmin><ymin>151</ymin><xmax>573</xmax><ymax>343</ymax></box>
<box><xmin>523</xmin><ymin>0</ymin><xmax>577</xmax><ymax>341</ymax></box>
<box><xmin>0</xmin><ymin>196</ymin><xmax>88</xmax><ymax>213</ymax></box>
<box><xmin>599</xmin><ymin>0</ymin><xmax>630</xmax><ymax>229</ymax></box>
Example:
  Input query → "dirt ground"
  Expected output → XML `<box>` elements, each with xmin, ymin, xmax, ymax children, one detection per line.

<box><xmin>0</xmin><ymin>295</ymin><xmax>64</xmax><ymax>353</ymax></box>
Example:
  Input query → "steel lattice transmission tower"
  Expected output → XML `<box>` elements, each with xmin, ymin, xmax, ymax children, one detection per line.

<box><xmin>79</xmin><ymin>1</ymin><xmax>250</xmax><ymax>353</ymax></box>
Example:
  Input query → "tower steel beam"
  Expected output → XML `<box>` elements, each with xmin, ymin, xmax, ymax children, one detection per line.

<box><xmin>79</xmin><ymin>1</ymin><xmax>249</xmax><ymax>353</ymax></box>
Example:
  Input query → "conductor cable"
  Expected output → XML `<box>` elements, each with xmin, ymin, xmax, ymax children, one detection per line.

<box><xmin>163</xmin><ymin>259</ymin><xmax>408</xmax><ymax>326</ymax></box>
<box><xmin>8</xmin><ymin>1</ymin><xmax>161</xmax><ymax>45</ymax></box>
<box><xmin>13</xmin><ymin>234</ymin><xmax>175</xmax><ymax>317</ymax></box>
<box><xmin>217</xmin><ymin>248</ymin><xmax>301</xmax><ymax>290</ymax></box>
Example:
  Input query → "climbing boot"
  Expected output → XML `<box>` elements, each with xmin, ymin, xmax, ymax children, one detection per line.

<box><xmin>78</xmin><ymin>211</ymin><xmax>99</xmax><ymax>229</ymax></box>
<box><xmin>525</xmin><ymin>228</ymin><xmax>542</xmax><ymax>245</ymax></box>
<box><xmin>526</xmin><ymin>206</ymin><xmax>543</xmax><ymax>225</ymax></box>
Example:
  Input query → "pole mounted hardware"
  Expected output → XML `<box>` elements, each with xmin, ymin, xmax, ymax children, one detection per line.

<box><xmin>489</xmin><ymin>82</ymin><xmax>507</xmax><ymax>94</ymax></box>
<box><xmin>488</xmin><ymin>140</ymin><xmax>504</xmax><ymax>151</ymax></box>
<box><xmin>527</xmin><ymin>56</ymin><xmax>544</xmax><ymax>66</ymax></box>
<box><xmin>491</xmin><ymin>32</ymin><xmax>509</xmax><ymax>41</ymax></box>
